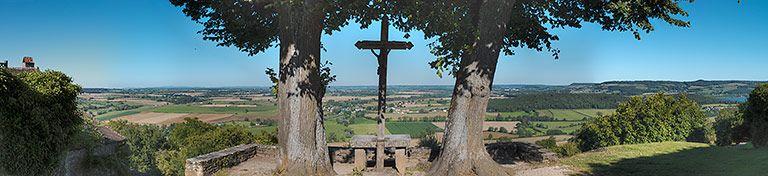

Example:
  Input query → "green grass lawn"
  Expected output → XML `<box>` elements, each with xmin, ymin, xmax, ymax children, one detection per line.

<box><xmin>561</xmin><ymin>142</ymin><xmax>768</xmax><ymax>176</ymax></box>
<box><xmin>386</xmin><ymin>122</ymin><xmax>442</xmax><ymax>138</ymax></box>
<box><xmin>151</xmin><ymin>104</ymin><xmax>276</xmax><ymax>114</ymax></box>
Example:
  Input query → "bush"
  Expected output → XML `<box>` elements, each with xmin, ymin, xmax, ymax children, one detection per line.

<box><xmin>154</xmin><ymin>118</ymin><xmax>255</xmax><ymax>175</ymax></box>
<box><xmin>535</xmin><ymin>136</ymin><xmax>557</xmax><ymax>149</ymax></box>
<box><xmin>744</xmin><ymin>84</ymin><xmax>768</xmax><ymax>148</ymax></box>
<box><xmin>0</xmin><ymin>70</ymin><xmax>82</xmax><ymax>175</ymax></box>
<box><xmin>107</xmin><ymin>120</ymin><xmax>167</xmax><ymax>175</ymax></box>
<box><xmin>554</xmin><ymin>142</ymin><xmax>581</xmax><ymax>157</ymax></box>
<box><xmin>715</xmin><ymin>108</ymin><xmax>750</xmax><ymax>146</ymax></box>
<box><xmin>535</xmin><ymin>136</ymin><xmax>581</xmax><ymax>157</ymax></box>
<box><xmin>498</xmin><ymin>127</ymin><xmax>509</xmax><ymax>133</ymax></box>
<box><xmin>574</xmin><ymin>93</ymin><xmax>708</xmax><ymax>151</ymax></box>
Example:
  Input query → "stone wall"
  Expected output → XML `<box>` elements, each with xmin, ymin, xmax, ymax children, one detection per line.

<box><xmin>184</xmin><ymin>144</ymin><xmax>272</xmax><ymax>176</ymax></box>
<box><xmin>53</xmin><ymin>141</ymin><xmax>125</xmax><ymax>176</ymax></box>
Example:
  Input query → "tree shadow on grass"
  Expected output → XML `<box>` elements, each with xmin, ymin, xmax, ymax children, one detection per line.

<box><xmin>586</xmin><ymin>144</ymin><xmax>768</xmax><ymax>176</ymax></box>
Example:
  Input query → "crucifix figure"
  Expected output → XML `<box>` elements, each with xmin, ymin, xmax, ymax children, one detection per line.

<box><xmin>354</xmin><ymin>14</ymin><xmax>413</xmax><ymax>170</ymax></box>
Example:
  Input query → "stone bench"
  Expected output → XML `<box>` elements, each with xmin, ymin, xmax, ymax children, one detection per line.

<box><xmin>349</xmin><ymin>135</ymin><xmax>411</xmax><ymax>173</ymax></box>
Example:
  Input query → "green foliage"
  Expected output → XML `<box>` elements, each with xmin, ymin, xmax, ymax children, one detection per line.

<box><xmin>498</xmin><ymin>127</ymin><xmax>509</xmax><ymax>133</ymax></box>
<box><xmin>393</xmin><ymin>1</ymin><xmax>692</xmax><ymax>76</ymax></box>
<box><xmin>744</xmin><ymin>84</ymin><xmax>768</xmax><ymax>147</ymax></box>
<box><xmin>488</xmin><ymin>93</ymin><xmax>627</xmax><ymax>112</ymax></box>
<box><xmin>156</xmin><ymin>118</ymin><xmax>256</xmax><ymax>175</ymax></box>
<box><xmin>0</xmin><ymin>70</ymin><xmax>82</xmax><ymax>175</ymax></box>
<box><xmin>574</xmin><ymin>93</ymin><xmax>708</xmax><ymax>151</ymax></box>
<box><xmin>555</xmin><ymin>142</ymin><xmax>581</xmax><ymax>157</ymax></box>
<box><xmin>715</xmin><ymin>108</ymin><xmax>749</xmax><ymax>146</ymax></box>
<box><xmin>107</xmin><ymin>118</ymin><xmax>257</xmax><ymax>175</ymax></box>
<box><xmin>107</xmin><ymin>120</ymin><xmax>167</xmax><ymax>175</ymax></box>
<box><xmin>418</xmin><ymin>135</ymin><xmax>441</xmax><ymax>151</ymax></box>
<box><xmin>535</xmin><ymin>136</ymin><xmax>557</xmax><ymax>149</ymax></box>
<box><xmin>386</xmin><ymin>122</ymin><xmax>442</xmax><ymax>138</ymax></box>
<box><xmin>536</xmin><ymin>136</ymin><xmax>580</xmax><ymax>157</ymax></box>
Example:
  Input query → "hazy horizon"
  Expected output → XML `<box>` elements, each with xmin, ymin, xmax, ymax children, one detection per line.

<box><xmin>2</xmin><ymin>1</ymin><xmax>766</xmax><ymax>88</ymax></box>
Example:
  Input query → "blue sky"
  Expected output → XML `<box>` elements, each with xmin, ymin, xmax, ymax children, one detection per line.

<box><xmin>1</xmin><ymin>0</ymin><xmax>766</xmax><ymax>88</ymax></box>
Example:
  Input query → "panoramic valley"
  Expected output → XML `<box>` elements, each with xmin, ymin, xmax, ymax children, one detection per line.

<box><xmin>2</xmin><ymin>1</ymin><xmax>767</xmax><ymax>176</ymax></box>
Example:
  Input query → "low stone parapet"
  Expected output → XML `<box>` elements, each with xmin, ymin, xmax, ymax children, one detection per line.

<box><xmin>184</xmin><ymin>144</ymin><xmax>271</xmax><ymax>176</ymax></box>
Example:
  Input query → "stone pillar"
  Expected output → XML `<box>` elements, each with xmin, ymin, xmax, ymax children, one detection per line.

<box><xmin>354</xmin><ymin>149</ymin><xmax>367</xmax><ymax>171</ymax></box>
<box><xmin>395</xmin><ymin>148</ymin><xmax>406</xmax><ymax>175</ymax></box>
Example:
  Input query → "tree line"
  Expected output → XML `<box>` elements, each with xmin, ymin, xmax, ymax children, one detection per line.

<box><xmin>488</xmin><ymin>93</ymin><xmax>628</xmax><ymax>112</ymax></box>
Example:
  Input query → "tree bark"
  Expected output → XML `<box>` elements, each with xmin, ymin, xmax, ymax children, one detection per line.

<box><xmin>427</xmin><ymin>0</ymin><xmax>514</xmax><ymax>175</ymax></box>
<box><xmin>274</xmin><ymin>1</ymin><xmax>335</xmax><ymax>175</ymax></box>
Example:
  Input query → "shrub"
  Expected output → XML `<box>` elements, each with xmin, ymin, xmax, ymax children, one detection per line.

<box><xmin>106</xmin><ymin>120</ymin><xmax>167</xmax><ymax>175</ymax></box>
<box><xmin>744</xmin><ymin>84</ymin><xmax>768</xmax><ymax>148</ymax></box>
<box><xmin>498</xmin><ymin>127</ymin><xmax>509</xmax><ymax>133</ymax></box>
<box><xmin>715</xmin><ymin>108</ymin><xmax>750</xmax><ymax>146</ymax></box>
<box><xmin>574</xmin><ymin>93</ymin><xmax>708</xmax><ymax>151</ymax></box>
<box><xmin>554</xmin><ymin>142</ymin><xmax>581</xmax><ymax>157</ymax></box>
<box><xmin>546</xmin><ymin>129</ymin><xmax>565</xmax><ymax>135</ymax></box>
<box><xmin>535</xmin><ymin>136</ymin><xmax>581</xmax><ymax>157</ymax></box>
<box><xmin>154</xmin><ymin>118</ymin><xmax>255</xmax><ymax>175</ymax></box>
<box><xmin>535</xmin><ymin>136</ymin><xmax>557</xmax><ymax>149</ymax></box>
<box><xmin>0</xmin><ymin>70</ymin><xmax>82</xmax><ymax>175</ymax></box>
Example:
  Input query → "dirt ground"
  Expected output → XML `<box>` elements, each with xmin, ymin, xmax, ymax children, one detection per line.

<box><xmin>116</xmin><ymin>112</ymin><xmax>189</xmax><ymax>124</ymax></box>
<box><xmin>222</xmin><ymin>154</ymin><xmax>573</xmax><ymax>176</ymax></box>
<box><xmin>115</xmin><ymin>112</ymin><xmax>235</xmax><ymax>125</ymax></box>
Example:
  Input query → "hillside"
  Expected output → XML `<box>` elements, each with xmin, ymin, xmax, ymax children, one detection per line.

<box><xmin>568</xmin><ymin>80</ymin><xmax>764</xmax><ymax>98</ymax></box>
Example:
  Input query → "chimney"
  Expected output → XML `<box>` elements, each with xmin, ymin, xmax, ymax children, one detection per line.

<box><xmin>22</xmin><ymin>57</ymin><xmax>35</xmax><ymax>68</ymax></box>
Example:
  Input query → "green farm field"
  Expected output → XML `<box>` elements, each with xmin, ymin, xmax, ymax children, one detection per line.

<box><xmin>95</xmin><ymin>106</ymin><xmax>156</xmax><ymax>121</ymax></box>
<box><xmin>386</xmin><ymin>122</ymin><xmax>442</xmax><ymax>138</ymax></box>
<box><xmin>532</xmin><ymin>121</ymin><xmax>584</xmax><ymax>134</ymax></box>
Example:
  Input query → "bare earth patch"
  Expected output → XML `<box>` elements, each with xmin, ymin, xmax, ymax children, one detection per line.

<box><xmin>116</xmin><ymin>112</ymin><xmax>188</xmax><ymax>124</ymax></box>
<box><xmin>115</xmin><ymin>112</ymin><xmax>236</xmax><ymax>125</ymax></box>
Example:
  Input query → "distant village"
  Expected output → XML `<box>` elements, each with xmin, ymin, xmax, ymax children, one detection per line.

<box><xmin>1</xmin><ymin>57</ymin><xmax>39</xmax><ymax>72</ymax></box>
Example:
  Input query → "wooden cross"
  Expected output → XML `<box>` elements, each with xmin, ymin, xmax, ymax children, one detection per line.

<box><xmin>354</xmin><ymin>14</ymin><xmax>413</xmax><ymax>170</ymax></box>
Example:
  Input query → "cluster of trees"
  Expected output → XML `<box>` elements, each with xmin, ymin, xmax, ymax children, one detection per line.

<box><xmin>0</xmin><ymin>70</ymin><xmax>83</xmax><ymax>175</ymax></box>
<box><xmin>391</xmin><ymin>116</ymin><xmax>447</xmax><ymax>122</ymax></box>
<box><xmin>487</xmin><ymin>127</ymin><xmax>509</xmax><ymax>133</ymax></box>
<box><xmin>573</xmin><ymin>94</ymin><xmax>712</xmax><ymax>151</ymax></box>
<box><xmin>106</xmin><ymin>118</ymin><xmax>275</xmax><ymax>175</ymax></box>
<box><xmin>715</xmin><ymin>84</ymin><xmax>768</xmax><ymax>147</ymax></box>
<box><xmin>487</xmin><ymin>93</ymin><xmax>627</xmax><ymax>112</ymax></box>
<box><xmin>486</xmin><ymin>113</ymin><xmax>567</xmax><ymax>122</ymax></box>
<box><xmin>169</xmin><ymin>0</ymin><xmax>693</xmax><ymax>174</ymax></box>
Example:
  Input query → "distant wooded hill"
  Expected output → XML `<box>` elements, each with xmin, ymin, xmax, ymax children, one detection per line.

<box><xmin>487</xmin><ymin>92</ymin><xmax>728</xmax><ymax>112</ymax></box>
<box><xmin>567</xmin><ymin>80</ymin><xmax>765</xmax><ymax>96</ymax></box>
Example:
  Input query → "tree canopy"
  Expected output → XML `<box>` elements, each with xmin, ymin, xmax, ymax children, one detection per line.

<box><xmin>392</xmin><ymin>0</ymin><xmax>692</xmax><ymax>76</ymax></box>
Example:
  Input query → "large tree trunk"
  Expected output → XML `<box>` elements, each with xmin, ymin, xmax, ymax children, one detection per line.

<box><xmin>274</xmin><ymin>1</ymin><xmax>335</xmax><ymax>175</ymax></box>
<box><xmin>427</xmin><ymin>0</ymin><xmax>514</xmax><ymax>175</ymax></box>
